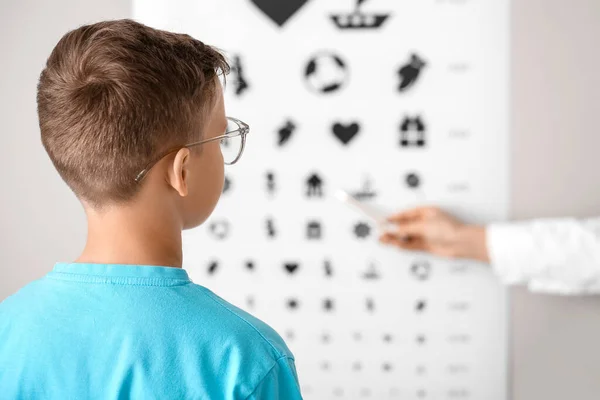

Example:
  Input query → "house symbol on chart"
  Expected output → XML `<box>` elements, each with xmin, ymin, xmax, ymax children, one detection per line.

<box><xmin>400</xmin><ymin>116</ymin><xmax>426</xmax><ymax>147</ymax></box>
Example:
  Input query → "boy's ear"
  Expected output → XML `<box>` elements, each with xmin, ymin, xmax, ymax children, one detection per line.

<box><xmin>168</xmin><ymin>148</ymin><xmax>191</xmax><ymax>197</ymax></box>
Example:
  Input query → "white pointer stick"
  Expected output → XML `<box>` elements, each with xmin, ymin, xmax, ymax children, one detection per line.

<box><xmin>334</xmin><ymin>189</ymin><xmax>389</xmax><ymax>227</ymax></box>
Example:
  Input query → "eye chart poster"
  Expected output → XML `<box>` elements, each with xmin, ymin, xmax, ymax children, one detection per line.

<box><xmin>134</xmin><ymin>1</ymin><xmax>509</xmax><ymax>399</ymax></box>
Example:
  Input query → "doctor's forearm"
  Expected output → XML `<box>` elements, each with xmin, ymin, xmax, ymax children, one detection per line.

<box><xmin>455</xmin><ymin>225</ymin><xmax>490</xmax><ymax>263</ymax></box>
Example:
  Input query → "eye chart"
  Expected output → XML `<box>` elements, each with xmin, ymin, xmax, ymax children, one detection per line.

<box><xmin>134</xmin><ymin>1</ymin><xmax>509</xmax><ymax>399</ymax></box>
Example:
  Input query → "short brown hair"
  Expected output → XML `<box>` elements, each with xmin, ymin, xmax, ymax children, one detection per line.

<box><xmin>37</xmin><ymin>19</ymin><xmax>229</xmax><ymax>207</ymax></box>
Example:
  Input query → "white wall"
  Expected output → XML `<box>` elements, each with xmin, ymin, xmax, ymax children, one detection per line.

<box><xmin>510</xmin><ymin>0</ymin><xmax>600</xmax><ymax>399</ymax></box>
<box><xmin>0</xmin><ymin>0</ymin><xmax>129</xmax><ymax>292</ymax></box>
<box><xmin>1</xmin><ymin>0</ymin><xmax>599</xmax><ymax>399</ymax></box>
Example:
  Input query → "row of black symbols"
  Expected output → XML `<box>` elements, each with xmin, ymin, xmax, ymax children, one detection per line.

<box><xmin>207</xmin><ymin>259</ymin><xmax>433</xmax><ymax>282</ymax></box>
<box><xmin>275</xmin><ymin>116</ymin><xmax>427</xmax><ymax>147</ymax></box>
<box><xmin>222</xmin><ymin>171</ymin><xmax>422</xmax><ymax>198</ymax></box>
<box><xmin>208</xmin><ymin>219</ymin><xmax>375</xmax><ymax>240</ymax></box>
<box><xmin>297</xmin><ymin>363</ymin><xmax>470</xmax><ymax>377</ymax></box>
<box><xmin>225</xmin><ymin>172</ymin><xmax>377</xmax><ymax>202</ymax></box>
<box><xmin>301</xmin><ymin>387</ymin><xmax>471</xmax><ymax>399</ymax></box>
<box><xmin>284</xmin><ymin>330</ymin><xmax>472</xmax><ymax>347</ymax></box>
<box><xmin>250</xmin><ymin>0</ymin><xmax>392</xmax><ymax>30</ymax></box>
<box><xmin>242</xmin><ymin>295</ymin><xmax>438</xmax><ymax>316</ymax></box>
<box><xmin>232</xmin><ymin>51</ymin><xmax>427</xmax><ymax>97</ymax></box>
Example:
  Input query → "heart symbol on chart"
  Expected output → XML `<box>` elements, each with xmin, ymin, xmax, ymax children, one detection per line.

<box><xmin>332</xmin><ymin>122</ymin><xmax>360</xmax><ymax>145</ymax></box>
<box><xmin>284</xmin><ymin>263</ymin><xmax>299</xmax><ymax>274</ymax></box>
<box><xmin>250</xmin><ymin>0</ymin><xmax>310</xmax><ymax>27</ymax></box>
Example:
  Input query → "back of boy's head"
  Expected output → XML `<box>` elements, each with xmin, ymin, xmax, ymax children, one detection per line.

<box><xmin>37</xmin><ymin>19</ymin><xmax>229</xmax><ymax>208</ymax></box>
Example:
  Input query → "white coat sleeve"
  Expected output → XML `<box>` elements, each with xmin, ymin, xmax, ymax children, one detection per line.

<box><xmin>486</xmin><ymin>218</ymin><xmax>600</xmax><ymax>294</ymax></box>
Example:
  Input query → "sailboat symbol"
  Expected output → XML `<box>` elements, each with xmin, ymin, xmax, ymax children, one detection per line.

<box><xmin>330</xmin><ymin>0</ymin><xmax>390</xmax><ymax>30</ymax></box>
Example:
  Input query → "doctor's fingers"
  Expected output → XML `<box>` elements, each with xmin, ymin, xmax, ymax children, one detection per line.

<box><xmin>387</xmin><ymin>206</ymin><xmax>441</xmax><ymax>224</ymax></box>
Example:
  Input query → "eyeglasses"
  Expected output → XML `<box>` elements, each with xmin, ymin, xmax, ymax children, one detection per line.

<box><xmin>134</xmin><ymin>116</ymin><xmax>249</xmax><ymax>183</ymax></box>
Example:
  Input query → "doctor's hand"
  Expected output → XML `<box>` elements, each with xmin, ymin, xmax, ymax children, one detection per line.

<box><xmin>379</xmin><ymin>206</ymin><xmax>490</xmax><ymax>263</ymax></box>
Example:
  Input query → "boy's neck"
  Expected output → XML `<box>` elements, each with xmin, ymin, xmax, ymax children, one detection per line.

<box><xmin>76</xmin><ymin>202</ymin><xmax>183</xmax><ymax>268</ymax></box>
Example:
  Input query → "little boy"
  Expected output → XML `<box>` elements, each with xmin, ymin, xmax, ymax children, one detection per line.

<box><xmin>0</xmin><ymin>19</ymin><xmax>302</xmax><ymax>399</ymax></box>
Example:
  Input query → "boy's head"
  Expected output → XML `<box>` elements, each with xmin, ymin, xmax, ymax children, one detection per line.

<box><xmin>37</xmin><ymin>19</ymin><xmax>230</xmax><ymax>228</ymax></box>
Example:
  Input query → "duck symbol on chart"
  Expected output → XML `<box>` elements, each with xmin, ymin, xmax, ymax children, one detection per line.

<box><xmin>330</xmin><ymin>0</ymin><xmax>391</xmax><ymax>30</ymax></box>
<box><xmin>277</xmin><ymin>120</ymin><xmax>296</xmax><ymax>146</ymax></box>
<box><xmin>398</xmin><ymin>53</ymin><xmax>426</xmax><ymax>92</ymax></box>
<box><xmin>232</xmin><ymin>55</ymin><xmax>249</xmax><ymax>96</ymax></box>
<box><xmin>306</xmin><ymin>173</ymin><xmax>324</xmax><ymax>197</ymax></box>
<box><xmin>250</xmin><ymin>0</ymin><xmax>310</xmax><ymax>27</ymax></box>
<box><xmin>332</xmin><ymin>122</ymin><xmax>360</xmax><ymax>145</ymax></box>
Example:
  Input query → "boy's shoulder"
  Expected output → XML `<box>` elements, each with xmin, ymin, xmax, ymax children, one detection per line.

<box><xmin>186</xmin><ymin>283</ymin><xmax>293</xmax><ymax>361</ymax></box>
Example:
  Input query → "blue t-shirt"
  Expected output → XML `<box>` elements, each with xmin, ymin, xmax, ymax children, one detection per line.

<box><xmin>0</xmin><ymin>263</ymin><xmax>302</xmax><ymax>400</ymax></box>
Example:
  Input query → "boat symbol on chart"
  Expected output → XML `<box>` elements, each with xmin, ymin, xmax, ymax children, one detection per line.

<box><xmin>330</xmin><ymin>0</ymin><xmax>391</xmax><ymax>30</ymax></box>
